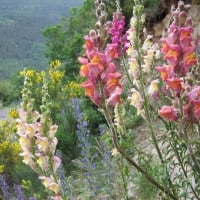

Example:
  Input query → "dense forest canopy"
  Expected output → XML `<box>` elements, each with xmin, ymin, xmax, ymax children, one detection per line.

<box><xmin>0</xmin><ymin>0</ymin><xmax>83</xmax><ymax>78</ymax></box>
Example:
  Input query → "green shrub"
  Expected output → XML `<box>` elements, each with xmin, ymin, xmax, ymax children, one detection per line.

<box><xmin>0</xmin><ymin>80</ymin><xmax>18</xmax><ymax>105</ymax></box>
<box><xmin>12</xmin><ymin>163</ymin><xmax>47</xmax><ymax>199</ymax></box>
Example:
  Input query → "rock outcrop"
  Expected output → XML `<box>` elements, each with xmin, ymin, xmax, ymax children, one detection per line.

<box><xmin>151</xmin><ymin>5</ymin><xmax>200</xmax><ymax>41</ymax></box>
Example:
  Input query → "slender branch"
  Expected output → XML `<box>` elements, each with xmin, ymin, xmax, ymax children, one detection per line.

<box><xmin>170</xmin><ymin>130</ymin><xmax>200</xmax><ymax>200</ymax></box>
<box><xmin>121</xmin><ymin>56</ymin><xmax>139</xmax><ymax>91</ymax></box>
<box><xmin>132</xmin><ymin>8</ymin><xmax>179</xmax><ymax>198</ymax></box>
<box><xmin>179</xmin><ymin>97</ymin><xmax>200</xmax><ymax>174</ymax></box>
<box><xmin>117</xmin><ymin>158</ymin><xmax>129</xmax><ymax>200</ymax></box>
<box><xmin>102</xmin><ymin>108</ymin><xmax>178</xmax><ymax>200</ymax></box>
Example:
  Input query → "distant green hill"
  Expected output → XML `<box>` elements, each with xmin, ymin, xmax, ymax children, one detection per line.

<box><xmin>0</xmin><ymin>0</ymin><xmax>83</xmax><ymax>79</ymax></box>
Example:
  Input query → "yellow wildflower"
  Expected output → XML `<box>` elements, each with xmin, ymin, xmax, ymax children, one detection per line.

<box><xmin>19</xmin><ymin>70</ymin><xmax>26</xmax><ymax>77</ymax></box>
<box><xmin>26</xmin><ymin>70</ymin><xmax>35</xmax><ymax>78</ymax></box>
<box><xmin>0</xmin><ymin>165</ymin><xmax>4</xmax><ymax>173</ymax></box>
<box><xmin>8</xmin><ymin>108</ymin><xmax>19</xmax><ymax>119</ymax></box>
<box><xmin>54</xmin><ymin>60</ymin><xmax>61</xmax><ymax>68</ymax></box>
<box><xmin>49</xmin><ymin>70</ymin><xmax>64</xmax><ymax>84</ymax></box>
<box><xmin>62</xmin><ymin>81</ymin><xmax>82</xmax><ymax>98</ymax></box>
<box><xmin>50</xmin><ymin>60</ymin><xmax>61</xmax><ymax>68</ymax></box>
<box><xmin>36</xmin><ymin>72</ymin><xmax>42</xmax><ymax>84</ymax></box>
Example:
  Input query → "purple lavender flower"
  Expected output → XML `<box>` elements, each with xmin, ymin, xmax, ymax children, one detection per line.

<box><xmin>72</xmin><ymin>98</ymin><xmax>115</xmax><ymax>197</ymax></box>
<box><xmin>0</xmin><ymin>175</ymin><xmax>10</xmax><ymax>199</ymax></box>
<box><xmin>13</xmin><ymin>184</ymin><xmax>25</xmax><ymax>200</ymax></box>
<box><xmin>0</xmin><ymin>175</ymin><xmax>36</xmax><ymax>200</ymax></box>
<box><xmin>72</xmin><ymin>98</ymin><xmax>99</xmax><ymax>196</ymax></box>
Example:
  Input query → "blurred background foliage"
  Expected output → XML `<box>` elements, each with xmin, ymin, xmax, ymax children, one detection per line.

<box><xmin>0</xmin><ymin>0</ymin><xmax>170</xmax><ymax>176</ymax></box>
<box><xmin>0</xmin><ymin>0</ymin><xmax>190</xmax><ymax>198</ymax></box>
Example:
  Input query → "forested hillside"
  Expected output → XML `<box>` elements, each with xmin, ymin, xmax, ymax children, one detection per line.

<box><xmin>0</xmin><ymin>0</ymin><xmax>83</xmax><ymax>78</ymax></box>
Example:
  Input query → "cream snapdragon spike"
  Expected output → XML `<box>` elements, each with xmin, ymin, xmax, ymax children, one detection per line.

<box><xmin>16</xmin><ymin>74</ymin><xmax>63</xmax><ymax>200</ymax></box>
<box><xmin>156</xmin><ymin>1</ymin><xmax>198</xmax><ymax>122</ymax></box>
<box><xmin>79</xmin><ymin>0</ymin><xmax>125</xmax><ymax>107</ymax></box>
<box><xmin>16</xmin><ymin>109</ymin><xmax>62</xmax><ymax>199</ymax></box>
<box><xmin>126</xmin><ymin>7</ymin><xmax>160</xmax><ymax>116</ymax></box>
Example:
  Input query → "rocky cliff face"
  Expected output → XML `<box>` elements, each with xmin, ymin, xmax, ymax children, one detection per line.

<box><xmin>151</xmin><ymin>5</ymin><xmax>200</xmax><ymax>41</ymax></box>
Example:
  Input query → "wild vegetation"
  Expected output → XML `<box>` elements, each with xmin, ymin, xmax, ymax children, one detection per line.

<box><xmin>1</xmin><ymin>0</ymin><xmax>200</xmax><ymax>199</ymax></box>
<box><xmin>0</xmin><ymin>0</ymin><xmax>82</xmax><ymax>79</ymax></box>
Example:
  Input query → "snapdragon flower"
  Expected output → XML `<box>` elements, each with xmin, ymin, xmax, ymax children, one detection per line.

<box><xmin>16</xmin><ymin>72</ymin><xmax>64</xmax><ymax>199</ymax></box>
<box><xmin>79</xmin><ymin>0</ymin><xmax>124</xmax><ymax>107</ymax></box>
<box><xmin>157</xmin><ymin>1</ymin><xmax>198</xmax><ymax>122</ymax></box>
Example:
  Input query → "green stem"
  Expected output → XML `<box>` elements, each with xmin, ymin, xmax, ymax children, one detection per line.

<box><xmin>121</xmin><ymin>56</ymin><xmax>139</xmax><ymax>90</ymax></box>
<box><xmin>117</xmin><ymin>158</ymin><xmax>129</xmax><ymax>200</ymax></box>
<box><xmin>138</xmin><ymin>68</ymin><xmax>178</xmax><ymax>198</ymax></box>
<box><xmin>132</xmin><ymin>9</ymin><xmax>179</xmax><ymax>198</ymax></box>
<box><xmin>134</xmin><ymin>28</ymin><xmax>179</xmax><ymax>200</ymax></box>
<box><xmin>179</xmin><ymin>97</ymin><xmax>200</xmax><ymax>174</ymax></box>
<box><xmin>170</xmin><ymin>130</ymin><xmax>200</xmax><ymax>200</ymax></box>
<box><xmin>197</xmin><ymin>122</ymin><xmax>200</xmax><ymax>136</ymax></box>
<box><xmin>102</xmin><ymin>108</ymin><xmax>178</xmax><ymax>200</ymax></box>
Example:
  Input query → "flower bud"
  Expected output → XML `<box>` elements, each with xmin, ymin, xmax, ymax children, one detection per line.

<box><xmin>185</xmin><ymin>17</ymin><xmax>193</xmax><ymax>27</ymax></box>
<box><xmin>89</xmin><ymin>29</ymin><xmax>97</xmax><ymax>39</ymax></box>
<box><xmin>96</xmin><ymin>8</ymin><xmax>101</xmax><ymax>17</ymax></box>
<box><xmin>99</xmin><ymin>3</ymin><xmax>105</xmax><ymax>11</ymax></box>
<box><xmin>99</xmin><ymin>14</ymin><xmax>106</xmax><ymax>25</ymax></box>
<box><xmin>178</xmin><ymin>11</ymin><xmax>186</xmax><ymax>26</ymax></box>
<box><xmin>95</xmin><ymin>22</ymin><xmax>101</xmax><ymax>29</ymax></box>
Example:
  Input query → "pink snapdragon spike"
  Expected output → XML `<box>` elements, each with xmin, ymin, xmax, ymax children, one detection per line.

<box><xmin>106</xmin><ymin>86</ymin><xmax>123</xmax><ymax>106</ymax></box>
<box><xmin>160</xmin><ymin>38</ymin><xmax>170</xmax><ymax>53</ymax></box>
<box><xmin>161</xmin><ymin>12</ymin><xmax>196</xmax><ymax>75</ymax></box>
<box><xmin>166</xmin><ymin>77</ymin><xmax>183</xmax><ymax>95</ymax></box>
<box><xmin>179</xmin><ymin>27</ymin><xmax>193</xmax><ymax>47</ymax></box>
<box><xmin>158</xmin><ymin>105</ymin><xmax>179</xmax><ymax>121</ymax></box>
<box><xmin>164</xmin><ymin>44</ymin><xmax>181</xmax><ymax>65</ymax></box>
<box><xmin>157</xmin><ymin>3</ymin><xmax>197</xmax><ymax>79</ymax></box>
<box><xmin>182</xmin><ymin>46</ymin><xmax>197</xmax><ymax>73</ymax></box>
<box><xmin>80</xmin><ymin>81</ymin><xmax>101</xmax><ymax>105</ymax></box>
<box><xmin>156</xmin><ymin>1</ymin><xmax>199</xmax><ymax>122</ymax></box>
<box><xmin>192</xmin><ymin>100</ymin><xmax>200</xmax><ymax>120</ymax></box>
<box><xmin>83</xmin><ymin>35</ymin><xmax>97</xmax><ymax>59</ymax></box>
<box><xmin>156</xmin><ymin>65</ymin><xmax>173</xmax><ymax>81</ymax></box>
<box><xmin>183</xmin><ymin>103</ymin><xmax>191</xmax><ymax>121</ymax></box>
<box><xmin>79</xmin><ymin>51</ymin><xmax>123</xmax><ymax>106</ymax></box>
<box><xmin>79</xmin><ymin>5</ymin><xmax>124</xmax><ymax>107</ymax></box>
<box><xmin>108</xmin><ymin>12</ymin><xmax>126</xmax><ymax>56</ymax></box>
<box><xmin>105</xmin><ymin>43</ymin><xmax>120</xmax><ymax>59</ymax></box>
<box><xmin>188</xmin><ymin>86</ymin><xmax>200</xmax><ymax>101</ymax></box>
<box><xmin>186</xmin><ymin>87</ymin><xmax>200</xmax><ymax>121</ymax></box>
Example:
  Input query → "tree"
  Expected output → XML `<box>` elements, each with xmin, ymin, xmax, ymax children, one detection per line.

<box><xmin>42</xmin><ymin>0</ymin><xmax>96</xmax><ymax>79</ymax></box>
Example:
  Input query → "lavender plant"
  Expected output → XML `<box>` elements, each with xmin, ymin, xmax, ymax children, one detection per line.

<box><xmin>72</xmin><ymin>98</ymin><xmax>117</xmax><ymax>199</ymax></box>
<box><xmin>72</xmin><ymin>98</ymin><xmax>102</xmax><ymax>198</ymax></box>
<box><xmin>0</xmin><ymin>175</ymin><xmax>36</xmax><ymax>200</ymax></box>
